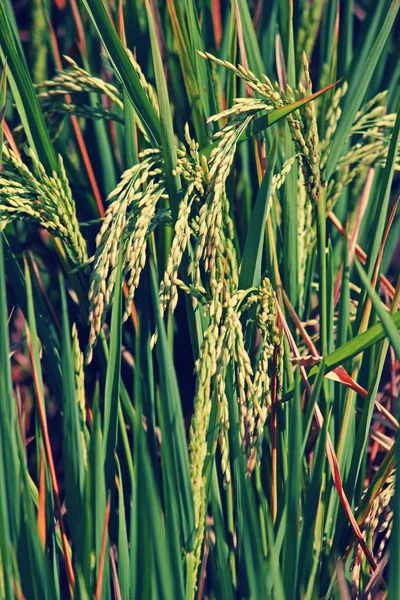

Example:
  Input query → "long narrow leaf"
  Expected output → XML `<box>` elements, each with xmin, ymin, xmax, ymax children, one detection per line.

<box><xmin>81</xmin><ymin>0</ymin><xmax>161</xmax><ymax>146</ymax></box>
<box><xmin>0</xmin><ymin>2</ymin><xmax>57</xmax><ymax>172</ymax></box>
<box><xmin>150</xmin><ymin>262</ymin><xmax>195</xmax><ymax>551</ymax></box>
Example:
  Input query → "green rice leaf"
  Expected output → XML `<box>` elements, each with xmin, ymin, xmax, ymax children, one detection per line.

<box><xmin>150</xmin><ymin>261</ymin><xmax>195</xmax><ymax>551</ymax></box>
<box><xmin>284</xmin><ymin>311</ymin><xmax>400</xmax><ymax>400</ymax></box>
<box><xmin>184</xmin><ymin>0</ymin><xmax>217</xmax><ymax>120</ymax></box>
<box><xmin>355</xmin><ymin>259</ymin><xmax>400</xmax><ymax>360</ymax></box>
<box><xmin>0</xmin><ymin>233</ymin><xmax>17</xmax><ymax>599</ymax></box>
<box><xmin>81</xmin><ymin>0</ymin><xmax>161</xmax><ymax>146</ymax></box>
<box><xmin>239</xmin><ymin>136</ymin><xmax>277</xmax><ymax>289</ymax></box>
<box><xmin>283</xmin><ymin>369</ymin><xmax>302</xmax><ymax>600</ymax></box>
<box><xmin>0</xmin><ymin>59</ymin><xmax>6</xmax><ymax>166</ymax></box>
<box><xmin>234</xmin><ymin>0</ymin><xmax>264</xmax><ymax>78</ymax></box>
<box><xmin>132</xmin><ymin>394</ymin><xmax>178</xmax><ymax>598</ymax></box>
<box><xmin>145</xmin><ymin>0</ymin><xmax>181</xmax><ymax>221</ymax></box>
<box><xmin>0</xmin><ymin>2</ymin><xmax>57</xmax><ymax>172</ymax></box>
<box><xmin>116</xmin><ymin>457</ymin><xmax>130</xmax><ymax>599</ymax></box>
<box><xmin>59</xmin><ymin>272</ymin><xmax>86</xmax><ymax>545</ymax></box>
<box><xmin>103</xmin><ymin>255</ymin><xmax>122</xmax><ymax>492</ymax></box>
<box><xmin>89</xmin><ymin>393</ymin><xmax>109</xmax><ymax>599</ymax></box>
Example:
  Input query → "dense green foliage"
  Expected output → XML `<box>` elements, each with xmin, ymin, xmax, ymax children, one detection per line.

<box><xmin>0</xmin><ymin>0</ymin><xmax>399</xmax><ymax>598</ymax></box>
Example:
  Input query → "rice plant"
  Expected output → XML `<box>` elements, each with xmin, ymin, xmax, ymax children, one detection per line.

<box><xmin>0</xmin><ymin>0</ymin><xmax>399</xmax><ymax>598</ymax></box>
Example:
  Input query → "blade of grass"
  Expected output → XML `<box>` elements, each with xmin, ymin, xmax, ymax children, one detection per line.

<box><xmin>0</xmin><ymin>233</ymin><xmax>18</xmax><ymax>599</ymax></box>
<box><xmin>328</xmin><ymin>211</ymin><xmax>395</xmax><ymax>300</ymax></box>
<box><xmin>283</xmin><ymin>368</ymin><xmax>301</xmax><ymax>600</ymax></box>
<box><xmin>355</xmin><ymin>259</ymin><xmax>400</xmax><ymax>360</ymax></box>
<box><xmin>320</xmin><ymin>0</ymin><xmax>338</xmax><ymax>75</ymax></box>
<box><xmin>298</xmin><ymin>410</ymin><xmax>327</xmax><ymax>594</ymax></box>
<box><xmin>317</xmin><ymin>185</ymin><xmax>328</xmax><ymax>354</ymax></box>
<box><xmin>59</xmin><ymin>272</ymin><xmax>86</xmax><ymax>550</ymax></box>
<box><xmin>116</xmin><ymin>458</ymin><xmax>130</xmax><ymax>600</ymax></box>
<box><xmin>150</xmin><ymin>261</ymin><xmax>195</xmax><ymax>551</ymax></box>
<box><xmin>234</xmin><ymin>0</ymin><xmax>264</xmax><ymax>78</ymax></box>
<box><xmin>145</xmin><ymin>0</ymin><xmax>181</xmax><ymax>221</ymax></box>
<box><xmin>356</xmin><ymin>436</ymin><xmax>396</xmax><ymax>527</ymax></box>
<box><xmin>226</xmin><ymin>362</ymin><xmax>270</xmax><ymax>598</ymax></box>
<box><xmin>89</xmin><ymin>393</ymin><xmax>110</xmax><ymax>600</ymax></box>
<box><xmin>24</xmin><ymin>256</ymin><xmax>75</xmax><ymax>594</ymax></box>
<box><xmin>210</xmin><ymin>464</ymin><xmax>234</xmax><ymax>599</ymax></box>
<box><xmin>81</xmin><ymin>0</ymin><xmax>161</xmax><ymax>146</ymax></box>
<box><xmin>47</xmin><ymin>21</ymin><xmax>105</xmax><ymax>217</ymax></box>
<box><xmin>356</xmin><ymin>103</ymin><xmax>400</xmax><ymax>330</ymax></box>
<box><xmin>166</xmin><ymin>0</ymin><xmax>209</xmax><ymax>146</ymax></box>
<box><xmin>301</xmin><ymin>358</ymin><xmax>327</xmax><ymax>456</ymax></box>
<box><xmin>338</xmin><ymin>0</ymin><xmax>352</xmax><ymax>77</ymax></box>
<box><xmin>132</xmin><ymin>396</ymin><xmax>177</xmax><ymax>598</ymax></box>
<box><xmin>15</xmin><ymin>429</ymin><xmax>58</xmax><ymax>600</ymax></box>
<box><xmin>94</xmin><ymin>496</ymin><xmax>111</xmax><ymax>600</ymax></box>
<box><xmin>280</xmin><ymin>0</ymin><xmax>298</xmax><ymax>308</ymax></box>
<box><xmin>185</xmin><ymin>0</ymin><xmax>218</xmax><ymax>120</ymax></box>
<box><xmin>239</xmin><ymin>135</ymin><xmax>277</xmax><ymax>289</ymax></box>
<box><xmin>342</xmin><ymin>278</ymin><xmax>399</xmax><ymax>515</ymax></box>
<box><xmin>277</xmin><ymin>300</ymin><xmax>378</xmax><ymax>569</ymax></box>
<box><xmin>0</xmin><ymin>58</ymin><xmax>6</xmax><ymax>166</ymax></box>
<box><xmin>103</xmin><ymin>255</ymin><xmax>122</xmax><ymax>492</ymax></box>
<box><xmin>0</xmin><ymin>2</ymin><xmax>57</xmax><ymax>172</ymax></box>
<box><xmin>2</xmin><ymin>240</ymin><xmax>62</xmax><ymax>397</ymax></box>
<box><xmin>284</xmin><ymin>310</ymin><xmax>400</xmax><ymax>400</ymax></box>
<box><xmin>278</xmin><ymin>0</ymin><xmax>295</xmax><ymax>83</ymax></box>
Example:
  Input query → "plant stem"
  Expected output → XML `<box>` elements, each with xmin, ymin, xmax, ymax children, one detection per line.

<box><xmin>317</xmin><ymin>187</ymin><xmax>327</xmax><ymax>355</ymax></box>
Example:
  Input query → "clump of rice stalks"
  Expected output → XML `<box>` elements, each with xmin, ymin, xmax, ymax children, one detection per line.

<box><xmin>82</xmin><ymin>52</ymin><xmax>357</xmax><ymax>573</ymax></box>
<box><xmin>1</xmin><ymin>0</ymin><xmax>400</xmax><ymax>598</ymax></box>
<box><xmin>86</xmin><ymin>92</ymin><xmax>277</xmax><ymax>359</ymax></box>
<box><xmin>191</xmin><ymin>114</ymin><xmax>251</xmax><ymax>290</ymax></box>
<box><xmin>49</xmin><ymin>48</ymin><xmax>399</xmax><ymax>584</ymax></box>
<box><xmin>87</xmin><ymin>50</ymin><xmax>325</xmax><ymax>360</ymax></box>
<box><xmin>0</xmin><ymin>145</ymin><xmax>87</xmax><ymax>264</ymax></box>
<box><xmin>246</xmin><ymin>278</ymin><xmax>281</xmax><ymax>456</ymax></box>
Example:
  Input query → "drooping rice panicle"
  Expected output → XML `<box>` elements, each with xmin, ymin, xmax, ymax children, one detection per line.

<box><xmin>121</xmin><ymin>180</ymin><xmax>166</xmax><ymax>322</ymax></box>
<box><xmin>0</xmin><ymin>145</ymin><xmax>87</xmax><ymax>264</ymax></box>
<box><xmin>351</xmin><ymin>476</ymin><xmax>395</xmax><ymax>598</ymax></box>
<box><xmin>192</xmin><ymin>115</ymin><xmax>252</xmax><ymax>292</ymax></box>
<box><xmin>296</xmin><ymin>52</ymin><xmax>322</xmax><ymax>203</ymax></box>
<box><xmin>246</xmin><ymin>278</ymin><xmax>280</xmax><ymax>458</ymax></box>
<box><xmin>37</xmin><ymin>56</ymin><xmax>124</xmax><ymax>108</ymax></box>
<box><xmin>320</xmin><ymin>82</ymin><xmax>348</xmax><ymax>167</ymax></box>
<box><xmin>86</xmin><ymin>149</ymin><xmax>163</xmax><ymax>362</ymax></box>
<box><xmin>189</xmin><ymin>299</ymin><xmax>223</xmax><ymax>579</ymax></box>
<box><xmin>35</xmin><ymin>53</ymin><xmax>159</xmax><ymax>138</ymax></box>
